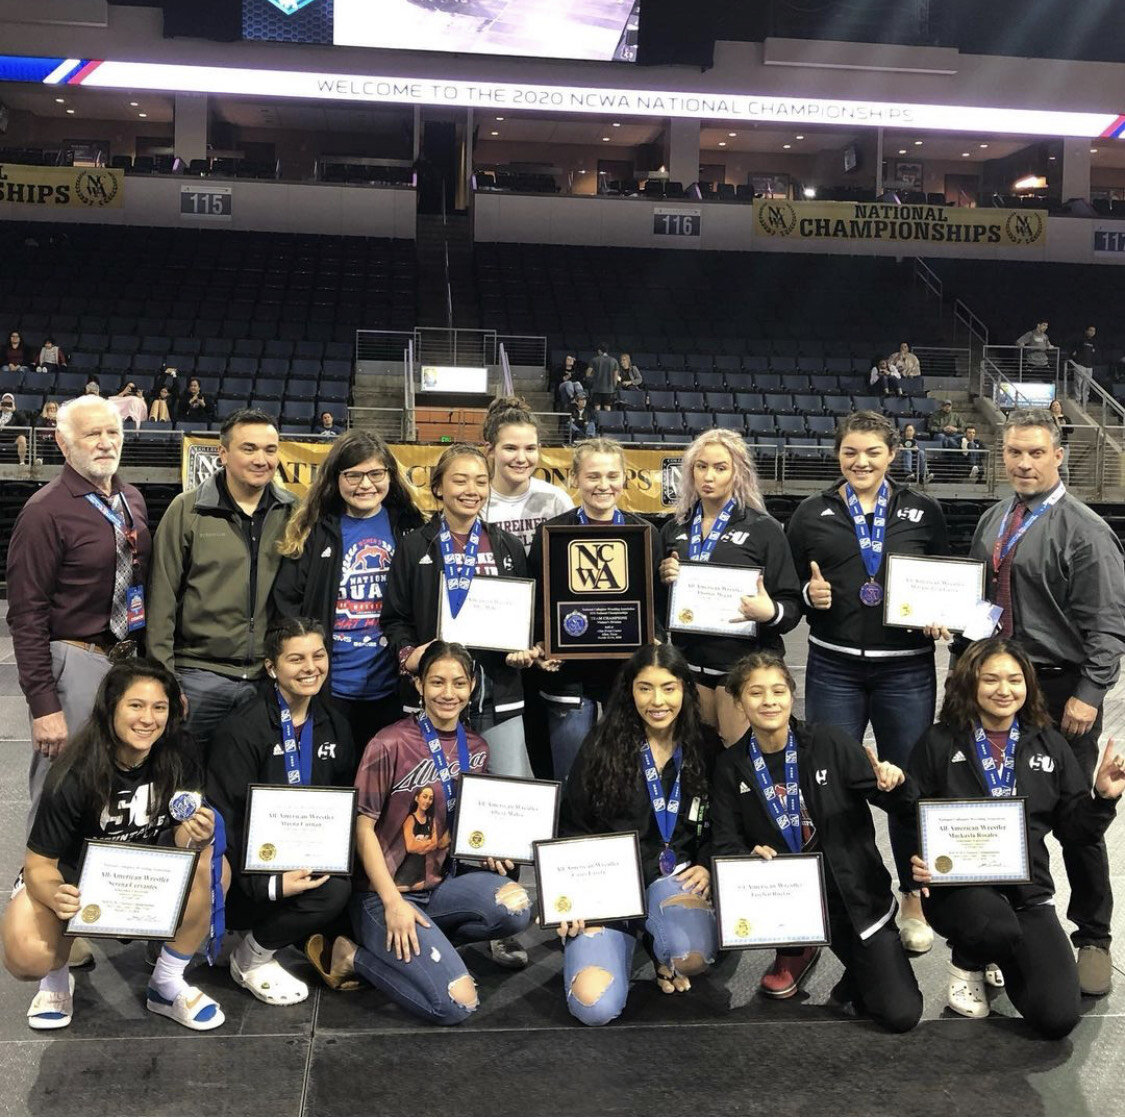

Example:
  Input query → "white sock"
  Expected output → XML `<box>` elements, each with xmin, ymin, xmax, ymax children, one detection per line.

<box><xmin>233</xmin><ymin>932</ymin><xmax>275</xmax><ymax>972</ymax></box>
<box><xmin>150</xmin><ymin>945</ymin><xmax>192</xmax><ymax>1000</ymax></box>
<box><xmin>39</xmin><ymin>964</ymin><xmax>70</xmax><ymax>996</ymax></box>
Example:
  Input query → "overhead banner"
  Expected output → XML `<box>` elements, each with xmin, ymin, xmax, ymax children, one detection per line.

<box><xmin>181</xmin><ymin>437</ymin><xmax>685</xmax><ymax>514</ymax></box>
<box><xmin>753</xmin><ymin>199</ymin><xmax>1047</xmax><ymax>248</ymax></box>
<box><xmin>0</xmin><ymin>163</ymin><xmax>123</xmax><ymax>209</ymax></box>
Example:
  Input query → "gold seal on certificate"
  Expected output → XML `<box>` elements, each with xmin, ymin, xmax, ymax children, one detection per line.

<box><xmin>243</xmin><ymin>786</ymin><xmax>358</xmax><ymax>875</ymax></box>
<box><xmin>452</xmin><ymin>774</ymin><xmax>562</xmax><ymax>864</ymax></box>
<box><xmin>437</xmin><ymin>574</ymin><xmax>535</xmax><ymax>653</ymax></box>
<box><xmin>918</xmin><ymin>798</ymin><xmax>1031</xmax><ymax>886</ymax></box>
<box><xmin>883</xmin><ymin>555</ymin><xmax>987</xmax><ymax>633</ymax></box>
<box><xmin>668</xmin><ymin>562</ymin><xmax>760</xmax><ymax>638</ymax></box>
<box><xmin>534</xmin><ymin>832</ymin><xmax>647</xmax><ymax>928</ymax></box>
<box><xmin>66</xmin><ymin>841</ymin><xmax>200</xmax><ymax>941</ymax></box>
<box><xmin>713</xmin><ymin>854</ymin><xmax>831</xmax><ymax>950</ymax></box>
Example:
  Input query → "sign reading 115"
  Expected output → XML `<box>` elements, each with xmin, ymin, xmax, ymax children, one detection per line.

<box><xmin>652</xmin><ymin>207</ymin><xmax>701</xmax><ymax>237</ymax></box>
<box><xmin>180</xmin><ymin>186</ymin><xmax>232</xmax><ymax>219</ymax></box>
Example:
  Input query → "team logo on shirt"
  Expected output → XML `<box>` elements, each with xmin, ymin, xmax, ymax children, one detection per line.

<box><xmin>1028</xmin><ymin>754</ymin><xmax>1055</xmax><ymax>772</ymax></box>
<box><xmin>815</xmin><ymin>769</ymin><xmax>828</xmax><ymax>785</ymax></box>
<box><xmin>896</xmin><ymin>508</ymin><xmax>924</xmax><ymax>523</ymax></box>
<box><xmin>317</xmin><ymin>742</ymin><xmax>337</xmax><ymax>760</ymax></box>
<box><xmin>568</xmin><ymin>540</ymin><xmax>628</xmax><ymax>593</ymax></box>
<box><xmin>337</xmin><ymin>539</ymin><xmax>393</xmax><ymax>631</ymax></box>
<box><xmin>390</xmin><ymin>751</ymin><xmax>487</xmax><ymax>795</ymax></box>
<box><xmin>661</xmin><ymin>459</ymin><xmax>682</xmax><ymax>506</ymax></box>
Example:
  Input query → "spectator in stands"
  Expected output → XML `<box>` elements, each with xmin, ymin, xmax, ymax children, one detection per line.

<box><xmin>555</xmin><ymin>365</ymin><xmax>579</xmax><ymax>412</ymax></box>
<box><xmin>927</xmin><ymin>399</ymin><xmax>965</xmax><ymax>446</ymax></box>
<box><xmin>6</xmin><ymin>396</ymin><xmax>151</xmax><ymax>831</ymax></box>
<box><xmin>1070</xmin><ymin>325</ymin><xmax>1097</xmax><ymax>408</ymax></box>
<box><xmin>550</xmin><ymin>353</ymin><xmax>578</xmax><ymax>395</ymax></box>
<box><xmin>148</xmin><ymin>386</ymin><xmax>173</xmax><ymax>425</ymax></box>
<box><xmin>314</xmin><ymin>411</ymin><xmax>341</xmax><ymax>437</ymax></box>
<box><xmin>0</xmin><ymin>391</ymin><xmax>30</xmax><ymax>466</ymax></box>
<box><xmin>36</xmin><ymin>399</ymin><xmax>58</xmax><ymax>430</ymax></box>
<box><xmin>1050</xmin><ymin>398</ymin><xmax>1073</xmax><ymax>483</ymax></box>
<box><xmin>963</xmin><ymin>407</ymin><xmax>1125</xmax><ymax>998</ymax></box>
<box><xmin>151</xmin><ymin>366</ymin><xmax>179</xmax><ymax>419</ymax></box>
<box><xmin>5</xmin><ymin>330</ymin><xmax>28</xmax><ymax>372</ymax></box>
<box><xmin>888</xmin><ymin>342</ymin><xmax>921</xmax><ymax>378</ymax></box>
<box><xmin>1016</xmin><ymin>320</ymin><xmax>1053</xmax><ymax>370</ymax></box>
<box><xmin>869</xmin><ymin>358</ymin><xmax>902</xmax><ymax>397</ymax></box>
<box><xmin>569</xmin><ymin>389</ymin><xmax>596</xmax><ymax>442</ymax></box>
<box><xmin>618</xmin><ymin>353</ymin><xmax>643</xmax><ymax>389</ymax></box>
<box><xmin>898</xmin><ymin>423</ymin><xmax>929</xmax><ymax>483</ymax></box>
<box><xmin>148</xmin><ymin>409</ymin><xmax>295</xmax><ymax>755</ymax></box>
<box><xmin>35</xmin><ymin>337</ymin><xmax>65</xmax><ymax>371</ymax></box>
<box><xmin>84</xmin><ymin>378</ymin><xmax>100</xmax><ymax>396</ymax></box>
<box><xmin>587</xmin><ymin>344</ymin><xmax>620</xmax><ymax>412</ymax></box>
<box><xmin>272</xmin><ymin>430</ymin><xmax>424</xmax><ymax>752</ymax></box>
<box><xmin>180</xmin><ymin>377</ymin><xmax>214</xmax><ymax>426</ymax></box>
<box><xmin>109</xmin><ymin>381</ymin><xmax>147</xmax><ymax>431</ymax></box>
<box><xmin>959</xmin><ymin>425</ymin><xmax>986</xmax><ymax>482</ymax></box>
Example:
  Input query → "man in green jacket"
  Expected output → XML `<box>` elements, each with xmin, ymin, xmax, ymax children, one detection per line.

<box><xmin>148</xmin><ymin>408</ymin><xmax>294</xmax><ymax>753</ymax></box>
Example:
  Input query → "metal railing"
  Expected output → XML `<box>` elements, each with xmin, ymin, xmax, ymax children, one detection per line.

<box><xmin>497</xmin><ymin>334</ymin><xmax>548</xmax><ymax>369</ymax></box>
<box><xmin>982</xmin><ymin>343</ymin><xmax>1061</xmax><ymax>385</ymax></box>
<box><xmin>498</xmin><ymin>343</ymin><xmax>514</xmax><ymax>397</ymax></box>
<box><xmin>912</xmin><ymin>257</ymin><xmax>943</xmax><ymax>301</ymax></box>
<box><xmin>1060</xmin><ymin>358</ymin><xmax>1125</xmax><ymax>436</ymax></box>
<box><xmin>953</xmin><ymin>298</ymin><xmax>989</xmax><ymax>379</ymax></box>
<box><xmin>346</xmin><ymin>407</ymin><xmax>410</xmax><ymax>441</ymax></box>
<box><xmin>909</xmin><ymin>345</ymin><xmax>968</xmax><ymax>381</ymax></box>
<box><xmin>356</xmin><ymin>329</ymin><xmax>415</xmax><ymax>363</ymax></box>
<box><xmin>404</xmin><ymin>338</ymin><xmax>416</xmax><ymax>442</ymax></box>
<box><xmin>356</xmin><ymin>327</ymin><xmax>548</xmax><ymax>372</ymax></box>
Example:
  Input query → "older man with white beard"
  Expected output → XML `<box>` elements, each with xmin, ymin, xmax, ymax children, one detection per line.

<box><xmin>7</xmin><ymin>396</ymin><xmax>151</xmax><ymax>827</ymax></box>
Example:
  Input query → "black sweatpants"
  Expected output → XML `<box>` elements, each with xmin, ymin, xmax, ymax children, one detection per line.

<box><xmin>1037</xmin><ymin>668</ymin><xmax>1113</xmax><ymax>948</ymax></box>
<box><xmin>924</xmin><ymin>885</ymin><xmax>1081</xmax><ymax>1039</ymax></box>
<box><xmin>828</xmin><ymin>915</ymin><xmax>923</xmax><ymax>1034</ymax></box>
<box><xmin>226</xmin><ymin>876</ymin><xmax>353</xmax><ymax>952</ymax></box>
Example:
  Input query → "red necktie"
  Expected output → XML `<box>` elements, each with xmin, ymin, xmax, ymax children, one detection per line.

<box><xmin>993</xmin><ymin>502</ymin><xmax>1027</xmax><ymax>638</ymax></box>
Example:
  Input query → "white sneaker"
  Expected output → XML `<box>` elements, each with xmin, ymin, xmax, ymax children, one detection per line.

<box><xmin>947</xmin><ymin>963</ymin><xmax>989</xmax><ymax>1018</ymax></box>
<box><xmin>899</xmin><ymin>917</ymin><xmax>934</xmax><ymax>954</ymax></box>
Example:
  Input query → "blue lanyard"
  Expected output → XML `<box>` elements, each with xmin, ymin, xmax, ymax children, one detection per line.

<box><xmin>843</xmin><ymin>479</ymin><xmax>889</xmax><ymax>581</ymax></box>
<box><xmin>84</xmin><ymin>491</ymin><xmax>136</xmax><ymax>555</ymax></box>
<box><xmin>205</xmin><ymin>802</ymin><xmax>226</xmax><ymax>965</ymax></box>
<box><xmin>276</xmin><ymin>687</ymin><xmax>313</xmax><ymax>786</ymax></box>
<box><xmin>639</xmin><ymin>740</ymin><xmax>683</xmax><ymax>847</ymax></box>
<box><xmin>438</xmin><ymin>515</ymin><xmax>481</xmax><ymax>619</ymax></box>
<box><xmin>689</xmin><ymin>498</ymin><xmax>736</xmax><ymax>562</ymax></box>
<box><xmin>747</xmin><ymin>730</ymin><xmax>802</xmax><ymax>854</ymax></box>
<box><xmin>972</xmin><ymin>719</ymin><xmax>1019</xmax><ymax>798</ymax></box>
<box><xmin>992</xmin><ymin>484</ymin><xmax>1065</xmax><ymax>570</ymax></box>
<box><xmin>417</xmin><ymin>713</ymin><xmax>471</xmax><ymax>818</ymax></box>
<box><xmin>577</xmin><ymin>507</ymin><xmax>625</xmax><ymax>525</ymax></box>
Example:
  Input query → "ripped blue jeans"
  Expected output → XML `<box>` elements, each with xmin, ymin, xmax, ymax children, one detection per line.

<box><xmin>350</xmin><ymin>870</ymin><xmax>532</xmax><ymax>1025</ymax></box>
<box><xmin>563</xmin><ymin>875</ymin><xmax>718</xmax><ymax>1027</ymax></box>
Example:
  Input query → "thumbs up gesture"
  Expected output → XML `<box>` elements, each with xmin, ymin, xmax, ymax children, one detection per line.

<box><xmin>865</xmin><ymin>744</ymin><xmax>905</xmax><ymax>791</ymax></box>
<box><xmin>807</xmin><ymin>560</ymin><xmax>832</xmax><ymax>610</ymax></box>
<box><xmin>735</xmin><ymin>573</ymin><xmax>776</xmax><ymax>623</ymax></box>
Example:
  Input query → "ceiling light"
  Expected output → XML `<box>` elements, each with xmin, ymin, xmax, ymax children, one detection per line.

<box><xmin>578</xmin><ymin>169</ymin><xmax>587</xmax><ymax>174</ymax></box>
<box><xmin>490</xmin><ymin>130</ymin><xmax>498</xmax><ymax>136</ymax></box>
<box><xmin>961</xmin><ymin>152</ymin><xmax>970</xmax><ymax>157</ymax></box>
<box><xmin>728</xmin><ymin>131</ymin><xmax>737</xmax><ymax>137</ymax></box>
<box><xmin>718</xmin><ymin>141</ymin><xmax>726</xmax><ymax>147</ymax></box>
<box><xmin>914</xmin><ymin>140</ymin><xmax>923</xmax><ymax>146</ymax></box>
<box><xmin>54</xmin><ymin>97</ymin><xmax>64</xmax><ymax>104</ymax></box>
<box><xmin>898</xmin><ymin>149</ymin><xmax>907</xmax><ymax>155</ymax></box>
<box><xmin>612</xmin><ymin>122</ymin><xmax>621</xmax><ymax>128</ymax></box>
<box><xmin>782</xmin><ymin>143</ymin><xmax>791</xmax><ymax>149</ymax></box>
<box><xmin>601</xmin><ymin>136</ymin><xmax>610</xmax><ymax>141</ymax></box>
<box><xmin>495</xmin><ymin>115</ymin><xmax>503</xmax><ymax>121</ymax></box>
<box><xmin>979</xmin><ymin>143</ymin><xmax>989</xmax><ymax>149</ymax></box>
<box><xmin>138</xmin><ymin>112</ymin><xmax>147</xmax><ymax>118</ymax></box>
<box><xmin>1091</xmin><ymin>148</ymin><xmax>1099</xmax><ymax>154</ymax></box>
<box><xmin>130</xmin><ymin>101</ymin><xmax>139</xmax><ymax>107</ymax></box>
<box><xmin>1048</xmin><ymin>155</ymin><xmax>1057</xmax><ymax>161</ymax></box>
<box><xmin>795</xmin><ymin>134</ymin><xmax>804</xmax><ymax>140</ymax></box>
<box><xmin>803</xmin><ymin>187</ymin><xmax>817</xmax><ymax>198</ymax></box>
<box><xmin>65</xmin><ymin>108</ymin><xmax>75</xmax><ymax>115</ymax></box>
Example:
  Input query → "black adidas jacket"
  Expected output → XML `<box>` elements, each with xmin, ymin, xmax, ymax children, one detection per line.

<box><xmin>711</xmin><ymin>719</ymin><xmax>917</xmax><ymax>938</ymax></box>
<box><xmin>909</xmin><ymin>722</ymin><xmax>1118</xmax><ymax>907</ymax></box>
<box><xmin>785</xmin><ymin>479</ymin><xmax>949</xmax><ymax>655</ymax></box>
<box><xmin>659</xmin><ymin>503</ymin><xmax>802</xmax><ymax>673</ymax></box>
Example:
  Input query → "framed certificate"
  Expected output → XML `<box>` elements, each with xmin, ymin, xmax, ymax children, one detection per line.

<box><xmin>541</xmin><ymin>523</ymin><xmax>656</xmax><ymax>660</ymax></box>
<box><xmin>67</xmin><ymin>841</ymin><xmax>199</xmax><ymax>941</ymax></box>
<box><xmin>918</xmin><ymin>798</ymin><xmax>1031</xmax><ymax>886</ymax></box>
<box><xmin>668</xmin><ymin>562</ymin><xmax>760</xmax><ymax>637</ymax></box>
<box><xmin>712</xmin><ymin>854</ymin><xmax>831</xmax><ymax>951</ymax></box>
<box><xmin>437</xmin><ymin>574</ymin><xmax>535</xmax><ymax>653</ymax></box>
<box><xmin>451</xmin><ymin>774</ymin><xmax>561</xmax><ymax>864</ymax></box>
<box><xmin>243</xmin><ymin>785</ymin><xmax>357</xmax><ymax>875</ymax></box>
<box><xmin>533</xmin><ymin>832</ymin><xmax>647</xmax><ymax>928</ymax></box>
<box><xmin>882</xmin><ymin>555</ymin><xmax>987</xmax><ymax>633</ymax></box>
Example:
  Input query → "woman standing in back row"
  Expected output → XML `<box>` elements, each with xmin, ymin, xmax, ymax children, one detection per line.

<box><xmin>785</xmin><ymin>410</ymin><xmax>949</xmax><ymax>958</ymax></box>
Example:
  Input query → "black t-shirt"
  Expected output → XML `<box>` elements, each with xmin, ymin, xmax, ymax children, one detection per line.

<box><xmin>28</xmin><ymin>756</ymin><xmax>185</xmax><ymax>875</ymax></box>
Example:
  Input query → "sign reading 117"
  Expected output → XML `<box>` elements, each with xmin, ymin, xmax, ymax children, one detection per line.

<box><xmin>653</xmin><ymin>207</ymin><xmax>701</xmax><ymax>237</ymax></box>
<box><xmin>180</xmin><ymin>186</ymin><xmax>232</xmax><ymax>220</ymax></box>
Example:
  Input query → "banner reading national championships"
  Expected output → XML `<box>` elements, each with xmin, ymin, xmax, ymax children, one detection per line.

<box><xmin>0</xmin><ymin>164</ymin><xmax>123</xmax><ymax>209</ymax></box>
<box><xmin>753</xmin><ymin>199</ymin><xmax>1047</xmax><ymax>248</ymax></box>
<box><xmin>182</xmin><ymin>436</ymin><xmax>684</xmax><ymax>514</ymax></box>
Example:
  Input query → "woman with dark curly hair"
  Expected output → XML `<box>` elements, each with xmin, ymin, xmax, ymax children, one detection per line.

<box><xmin>557</xmin><ymin>643</ymin><xmax>720</xmax><ymax>1025</ymax></box>
<box><xmin>910</xmin><ymin>637</ymin><xmax>1123</xmax><ymax>1036</ymax></box>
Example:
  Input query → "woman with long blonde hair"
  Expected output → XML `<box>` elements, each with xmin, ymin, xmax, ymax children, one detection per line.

<box><xmin>659</xmin><ymin>429</ymin><xmax>801</xmax><ymax>743</ymax></box>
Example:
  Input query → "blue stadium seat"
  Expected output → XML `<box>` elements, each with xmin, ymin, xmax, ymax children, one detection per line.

<box><xmin>618</xmin><ymin>389</ymin><xmax>646</xmax><ymax>409</ymax></box>
<box><xmin>595</xmin><ymin>410</ymin><xmax>625</xmax><ymax>433</ymax></box>
<box><xmin>823</xmin><ymin>394</ymin><xmax>853</xmax><ymax>414</ymax></box>
<box><xmin>647</xmin><ymin>390</ymin><xmax>676</xmax><ymax>409</ymax></box>
<box><xmin>745</xmin><ymin>415</ymin><xmax>776</xmax><ymax>436</ymax></box>
<box><xmin>651</xmin><ymin>411</ymin><xmax>683</xmax><ymax>434</ymax></box>
<box><xmin>285</xmin><ymin>379</ymin><xmax>319</xmax><ymax>402</ymax></box>
<box><xmin>675</xmin><ymin>391</ymin><xmax>705</xmax><ymax>410</ymax></box>
<box><xmin>696</xmin><ymin>372</ymin><xmax>725</xmax><ymax>390</ymax></box>
<box><xmin>683</xmin><ymin>411</ymin><xmax>714</xmax><ymax>433</ymax></box>
<box><xmin>704</xmin><ymin>391</ymin><xmax>735</xmax><ymax>412</ymax></box>
<box><xmin>762</xmin><ymin>393</ymin><xmax>794</xmax><ymax>414</ymax></box>
<box><xmin>714</xmin><ymin>413</ymin><xmax>745</xmax><ymax>434</ymax></box>
<box><xmin>666</xmin><ymin>371</ymin><xmax>695</xmax><ymax>391</ymax></box>
<box><xmin>734</xmin><ymin>392</ymin><xmax>765</xmax><ymax>413</ymax></box>
<box><xmin>625</xmin><ymin>410</ymin><xmax>653</xmax><ymax>434</ymax></box>
<box><xmin>777</xmin><ymin>415</ymin><xmax>808</xmax><ymax>436</ymax></box>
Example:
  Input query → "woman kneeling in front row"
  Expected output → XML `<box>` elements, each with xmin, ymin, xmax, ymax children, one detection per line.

<box><xmin>910</xmin><ymin>638</ymin><xmax>1123</xmax><ymax>1037</ymax></box>
<box><xmin>558</xmin><ymin>644</ymin><xmax>720</xmax><ymax>1025</ymax></box>
<box><xmin>710</xmin><ymin>651</ymin><xmax>923</xmax><ymax>1032</ymax></box>
<box><xmin>3</xmin><ymin>661</ymin><xmax>226</xmax><ymax>1031</ymax></box>
<box><xmin>350</xmin><ymin>641</ymin><xmax>533</xmax><ymax>1024</ymax></box>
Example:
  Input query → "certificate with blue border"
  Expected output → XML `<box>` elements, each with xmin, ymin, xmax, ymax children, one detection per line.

<box><xmin>918</xmin><ymin>798</ymin><xmax>1031</xmax><ymax>886</ymax></box>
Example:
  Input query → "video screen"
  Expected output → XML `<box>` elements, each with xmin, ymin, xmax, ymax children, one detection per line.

<box><xmin>420</xmin><ymin>366</ymin><xmax>489</xmax><ymax>394</ymax></box>
<box><xmin>242</xmin><ymin>0</ymin><xmax>640</xmax><ymax>62</ymax></box>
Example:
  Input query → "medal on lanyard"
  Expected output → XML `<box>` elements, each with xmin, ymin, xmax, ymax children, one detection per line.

<box><xmin>639</xmin><ymin>741</ymin><xmax>683</xmax><ymax>876</ymax></box>
<box><xmin>577</xmin><ymin>507</ymin><xmax>625</xmax><ymax>526</ymax></box>
<box><xmin>417</xmin><ymin>713</ymin><xmax>472</xmax><ymax>819</ymax></box>
<box><xmin>276</xmin><ymin>687</ymin><xmax>313</xmax><ymax>787</ymax></box>
<box><xmin>972</xmin><ymin>719</ymin><xmax>1019</xmax><ymax>797</ymax></box>
<box><xmin>438</xmin><ymin>515</ymin><xmax>481</xmax><ymax>620</ymax></box>
<box><xmin>843</xmin><ymin>480</ymin><xmax>889</xmax><ymax>606</ymax></box>
<box><xmin>689</xmin><ymin>498</ymin><xmax>736</xmax><ymax>562</ymax></box>
<box><xmin>991</xmin><ymin>484</ymin><xmax>1065</xmax><ymax>571</ymax></box>
<box><xmin>746</xmin><ymin>730</ymin><xmax>802</xmax><ymax>854</ymax></box>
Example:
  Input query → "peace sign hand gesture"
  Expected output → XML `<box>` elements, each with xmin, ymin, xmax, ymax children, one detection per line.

<box><xmin>864</xmin><ymin>744</ymin><xmax>905</xmax><ymax>791</ymax></box>
<box><xmin>1095</xmin><ymin>738</ymin><xmax>1125</xmax><ymax>800</ymax></box>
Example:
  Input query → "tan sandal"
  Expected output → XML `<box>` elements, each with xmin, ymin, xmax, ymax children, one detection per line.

<box><xmin>305</xmin><ymin>934</ymin><xmax>361</xmax><ymax>992</ymax></box>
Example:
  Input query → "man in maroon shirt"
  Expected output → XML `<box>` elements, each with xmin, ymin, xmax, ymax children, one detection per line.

<box><xmin>7</xmin><ymin>396</ymin><xmax>151</xmax><ymax>828</ymax></box>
